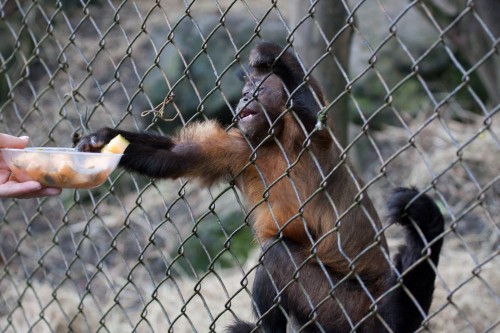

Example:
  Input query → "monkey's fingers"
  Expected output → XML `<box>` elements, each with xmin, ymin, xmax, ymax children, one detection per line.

<box><xmin>75</xmin><ymin>128</ymin><xmax>116</xmax><ymax>153</ymax></box>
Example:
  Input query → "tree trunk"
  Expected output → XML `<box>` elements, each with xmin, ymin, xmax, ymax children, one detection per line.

<box><xmin>419</xmin><ymin>0</ymin><xmax>500</xmax><ymax>106</ymax></box>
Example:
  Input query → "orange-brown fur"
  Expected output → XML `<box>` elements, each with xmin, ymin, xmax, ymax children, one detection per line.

<box><xmin>172</xmin><ymin>110</ymin><xmax>390</xmax><ymax>284</ymax></box>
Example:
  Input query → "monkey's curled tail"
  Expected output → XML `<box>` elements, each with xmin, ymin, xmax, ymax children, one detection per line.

<box><xmin>380</xmin><ymin>188</ymin><xmax>445</xmax><ymax>333</ymax></box>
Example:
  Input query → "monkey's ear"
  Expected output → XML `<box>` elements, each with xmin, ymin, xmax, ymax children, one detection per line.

<box><xmin>248</xmin><ymin>42</ymin><xmax>283</xmax><ymax>69</ymax></box>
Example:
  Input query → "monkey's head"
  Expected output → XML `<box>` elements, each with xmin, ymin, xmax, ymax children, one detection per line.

<box><xmin>236</xmin><ymin>68</ymin><xmax>286</xmax><ymax>145</ymax></box>
<box><xmin>236</xmin><ymin>42</ymin><xmax>326</xmax><ymax>146</ymax></box>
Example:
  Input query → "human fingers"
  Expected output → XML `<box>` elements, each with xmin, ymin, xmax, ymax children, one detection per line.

<box><xmin>0</xmin><ymin>134</ymin><xmax>29</xmax><ymax>149</ymax></box>
<box><xmin>0</xmin><ymin>181</ymin><xmax>61</xmax><ymax>199</ymax></box>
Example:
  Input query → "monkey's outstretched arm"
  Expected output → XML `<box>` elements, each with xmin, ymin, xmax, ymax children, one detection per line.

<box><xmin>76</xmin><ymin>121</ymin><xmax>250</xmax><ymax>184</ymax></box>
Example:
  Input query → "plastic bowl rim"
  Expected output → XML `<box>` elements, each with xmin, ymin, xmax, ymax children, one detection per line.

<box><xmin>0</xmin><ymin>147</ymin><xmax>123</xmax><ymax>157</ymax></box>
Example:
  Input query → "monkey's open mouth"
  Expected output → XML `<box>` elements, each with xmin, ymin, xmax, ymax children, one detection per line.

<box><xmin>238</xmin><ymin>109</ymin><xmax>258</xmax><ymax>120</ymax></box>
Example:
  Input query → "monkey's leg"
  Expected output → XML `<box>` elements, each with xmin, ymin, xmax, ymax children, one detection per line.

<box><xmin>257</xmin><ymin>238</ymin><xmax>382</xmax><ymax>333</ymax></box>
<box><xmin>252</xmin><ymin>258</ymin><xmax>288</xmax><ymax>333</ymax></box>
<box><xmin>254</xmin><ymin>239</ymin><xmax>334</xmax><ymax>333</ymax></box>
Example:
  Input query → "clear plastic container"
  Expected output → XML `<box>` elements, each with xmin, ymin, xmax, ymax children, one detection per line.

<box><xmin>1</xmin><ymin>148</ymin><xmax>122</xmax><ymax>189</ymax></box>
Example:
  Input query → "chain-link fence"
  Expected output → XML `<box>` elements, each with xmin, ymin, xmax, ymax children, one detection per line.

<box><xmin>0</xmin><ymin>0</ymin><xmax>498</xmax><ymax>332</ymax></box>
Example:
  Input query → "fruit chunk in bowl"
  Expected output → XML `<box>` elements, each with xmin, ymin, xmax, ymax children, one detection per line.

<box><xmin>1</xmin><ymin>148</ymin><xmax>122</xmax><ymax>189</ymax></box>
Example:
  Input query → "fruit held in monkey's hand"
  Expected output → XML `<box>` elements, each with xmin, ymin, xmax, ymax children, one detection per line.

<box><xmin>101</xmin><ymin>134</ymin><xmax>130</xmax><ymax>154</ymax></box>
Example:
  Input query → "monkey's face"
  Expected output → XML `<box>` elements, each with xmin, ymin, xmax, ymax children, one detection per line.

<box><xmin>236</xmin><ymin>72</ymin><xmax>285</xmax><ymax>145</ymax></box>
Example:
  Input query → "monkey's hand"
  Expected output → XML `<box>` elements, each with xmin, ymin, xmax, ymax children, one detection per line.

<box><xmin>75</xmin><ymin>127</ymin><xmax>189</xmax><ymax>179</ymax></box>
<box><xmin>75</xmin><ymin>127</ymin><xmax>119</xmax><ymax>153</ymax></box>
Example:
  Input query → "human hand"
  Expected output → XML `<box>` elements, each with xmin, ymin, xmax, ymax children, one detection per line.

<box><xmin>0</xmin><ymin>134</ymin><xmax>62</xmax><ymax>199</ymax></box>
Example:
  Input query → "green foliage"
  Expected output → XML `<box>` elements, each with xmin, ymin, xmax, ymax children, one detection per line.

<box><xmin>175</xmin><ymin>211</ymin><xmax>254</xmax><ymax>276</ymax></box>
<box><xmin>350</xmin><ymin>48</ymin><xmax>489</xmax><ymax>130</ymax></box>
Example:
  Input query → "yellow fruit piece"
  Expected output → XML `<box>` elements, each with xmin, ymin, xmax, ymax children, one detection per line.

<box><xmin>56</xmin><ymin>161</ymin><xmax>77</xmax><ymax>186</ymax></box>
<box><xmin>101</xmin><ymin>134</ymin><xmax>130</xmax><ymax>154</ymax></box>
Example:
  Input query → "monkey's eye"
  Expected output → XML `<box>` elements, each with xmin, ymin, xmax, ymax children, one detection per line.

<box><xmin>253</xmin><ymin>87</ymin><xmax>264</xmax><ymax>96</ymax></box>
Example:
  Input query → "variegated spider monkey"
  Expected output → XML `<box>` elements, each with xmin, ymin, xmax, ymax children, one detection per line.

<box><xmin>77</xmin><ymin>43</ymin><xmax>444</xmax><ymax>333</ymax></box>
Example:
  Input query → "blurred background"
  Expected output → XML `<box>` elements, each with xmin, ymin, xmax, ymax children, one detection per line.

<box><xmin>0</xmin><ymin>0</ymin><xmax>498</xmax><ymax>332</ymax></box>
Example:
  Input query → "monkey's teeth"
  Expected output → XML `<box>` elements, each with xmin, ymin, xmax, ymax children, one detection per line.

<box><xmin>239</xmin><ymin>110</ymin><xmax>257</xmax><ymax>119</ymax></box>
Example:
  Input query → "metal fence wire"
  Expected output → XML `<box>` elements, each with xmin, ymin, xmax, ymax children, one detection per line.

<box><xmin>0</xmin><ymin>0</ymin><xmax>499</xmax><ymax>332</ymax></box>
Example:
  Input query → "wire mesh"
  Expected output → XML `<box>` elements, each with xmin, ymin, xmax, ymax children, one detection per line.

<box><xmin>0</xmin><ymin>0</ymin><xmax>498</xmax><ymax>332</ymax></box>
